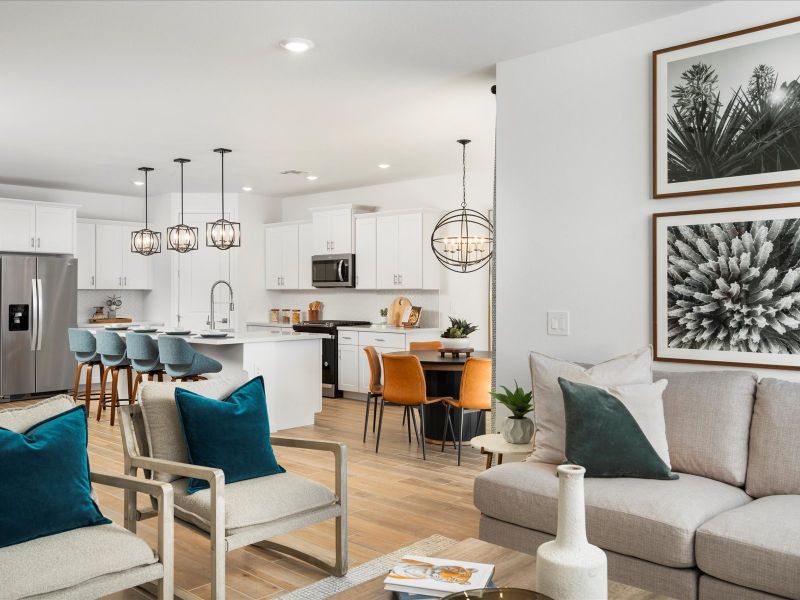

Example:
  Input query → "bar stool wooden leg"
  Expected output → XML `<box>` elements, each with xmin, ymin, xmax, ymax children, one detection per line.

<box><xmin>125</xmin><ymin>367</ymin><xmax>134</xmax><ymax>404</ymax></box>
<box><xmin>72</xmin><ymin>362</ymin><xmax>84</xmax><ymax>402</ymax></box>
<box><xmin>97</xmin><ymin>367</ymin><xmax>109</xmax><ymax>421</ymax></box>
<box><xmin>84</xmin><ymin>363</ymin><xmax>94</xmax><ymax>417</ymax></box>
<box><xmin>157</xmin><ymin>372</ymin><xmax>164</xmax><ymax>382</ymax></box>
<box><xmin>110</xmin><ymin>368</ymin><xmax>120</xmax><ymax>427</ymax></box>
<box><xmin>131</xmin><ymin>372</ymin><xmax>142</xmax><ymax>403</ymax></box>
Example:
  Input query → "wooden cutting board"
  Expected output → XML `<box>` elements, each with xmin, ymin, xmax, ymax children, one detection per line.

<box><xmin>88</xmin><ymin>317</ymin><xmax>133</xmax><ymax>324</ymax></box>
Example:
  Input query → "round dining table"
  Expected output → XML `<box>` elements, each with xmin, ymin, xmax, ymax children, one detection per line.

<box><xmin>384</xmin><ymin>349</ymin><xmax>491</xmax><ymax>442</ymax></box>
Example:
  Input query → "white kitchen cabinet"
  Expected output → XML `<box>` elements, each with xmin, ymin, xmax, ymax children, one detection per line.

<box><xmin>0</xmin><ymin>200</ymin><xmax>76</xmax><ymax>254</ymax></box>
<box><xmin>91</xmin><ymin>221</ymin><xmax>153</xmax><ymax>290</ymax></box>
<box><xmin>298</xmin><ymin>222</ymin><xmax>313</xmax><ymax>289</ymax></box>
<box><xmin>309</xmin><ymin>204</ymin><xmax>374</xmax><ymax>255</ymax></box>
<box><xmin>375</xmin><ymin>210</ymin><xmax>439</xmax><ymax>290</ymax></box>
<box><xmin>376</xmin><ymin>215</ymin><xmax>399</xmax><ymax>289</ymax></box>
<box><xmin>264</xmin><ymin>223</ymin><xmax>299</xmax><ymax>290</ymax></box>
<box><xmin>76</xmin><ymin>222</ymin><xmax>96</xmax><ymax>289</ymax></box>
<box><xmin>354</xmin><ymin>216</ymin><xmax>376</xmax><ymax>289</ymax></box>
<box><xmin>397</xmin><ymin>212</ymin><xmax>423</xmax><ymax>289</ymax></box>
<box><xmin>35</xmin><ymin>204</ymin><xmax>76</xmax><ymax>254</ymax></box>
<box><xmin>338</xmin><ymin>343</ymin><xmax>360</xmax><ymax>393</ymax></box>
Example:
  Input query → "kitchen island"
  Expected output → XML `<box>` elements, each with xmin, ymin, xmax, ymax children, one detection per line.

<box><xmin>88</xmin><ymin>329</ymin><xmax>326</xmax><ymax>432</ymax></box>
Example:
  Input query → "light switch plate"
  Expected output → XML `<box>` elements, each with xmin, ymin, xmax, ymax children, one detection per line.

<box><xmin>547</xmin><ymin>311</ymin><xmax>570</xmax><ymax>336</ymax></box>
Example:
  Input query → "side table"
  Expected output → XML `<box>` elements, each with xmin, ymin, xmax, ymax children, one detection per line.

<box><xmin>470</xmin><ymin>433</ymin><xmax>534</xmax><ymax>469</ymax></box>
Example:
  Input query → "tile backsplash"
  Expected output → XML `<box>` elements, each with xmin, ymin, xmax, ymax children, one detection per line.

<box><xmin>77</xmin><ymin>290</ymin><xmax>147</xmax><ymax>323</ymax></box>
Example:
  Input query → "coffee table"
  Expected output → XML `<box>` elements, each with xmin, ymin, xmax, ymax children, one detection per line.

<box><xmin>328</xmin><ymin>538</ymin><xmax>665</xmax><ymax>599</ymax></box>
<box><xmin>470</xmin><ymin>434</ymin><xmax>535</xmax><ymax>469</ymax></box>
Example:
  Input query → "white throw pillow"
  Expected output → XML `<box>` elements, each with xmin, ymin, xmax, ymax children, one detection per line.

<box><xmin>528</xmin><ymin>346</ymin><xmax>653</xmax><ymax>464</ymax></box>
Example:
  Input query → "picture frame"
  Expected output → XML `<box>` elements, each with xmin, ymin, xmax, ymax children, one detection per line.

<box><xmin>403</xmin><ymin>306</ymin><xmax>422</xmax><ymax>328</ymax></box>
<box><xmin>653</xmin><ymin>202</ymin><xmax>800</xmax><ymax>370</ymax></box>
<box><xmin>653</xmin><ymin>16</ymin><xmax>800</xmax><ymax>198</ymax></box>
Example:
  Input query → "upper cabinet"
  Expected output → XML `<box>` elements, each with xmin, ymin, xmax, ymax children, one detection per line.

<box><xmin>354</xmin><ymin>216</ymin><xmax>376</xmax><ymax>289</ymax></box>
<box><xmin>373</xmin><ymin>210</ymin><xmax>439</xmax><ymax>290</ymax></box>
<box><xmin>265</xmin><ymin>223</ymin><xmax>299</xmax><ymax>290</ymax></box>
<box><xmin>0</xmin><ymin>200</ymin><xmax>76</xmax><ymax>254</ymax></box>
<box><xmin>310</xmin><ymin>204</ymin><xmax>373</xmax><ymax>255</ymax></box>
<box><xmin>78</xmin><ymin>220</ymin><xmax>153</xmax><ymax>290</ymax></box>
<box><xmin>298</xmin><ymin>222</ymin><xmax>314</xmax><ymax>290</ymax></box>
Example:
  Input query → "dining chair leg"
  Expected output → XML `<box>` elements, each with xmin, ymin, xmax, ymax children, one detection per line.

<box><xmin>402</xmin><ymin>407</ymin><xmax>406</xmax><ymax>427</ymax></box>
<box><xmin>405</xmin><ymin>407</ymin><xmax>412</xmax><ymax>444</ymax></box>
<box><xmin>373</xmin><ymin>395</ymin><xmax>378</xmax><ymax>432</ymax></box>
<box><xmin>110</xmin><ymin>368</ymin><xmax>120</xmax><ymax>427</ymax></box>
<box><xmin>363</xmin><ymin>392</ymin><xmax>371</xmax><ymax>443</ymax></box>
<box><xmin>72</xmin><ymin>362</ymin><xmax>84</xmax><ymax>402</ymax></box>
<box><xmin>446</xmin><ymin>410</ymin><xmax>458</xmax><ymax>449</ymax></box>
<box><xmin>375</xmin><ymin>397</ymin><xmax>386</xmax><ymax>453</ymax></box>
<box><xmin>409</xmin><ymin>407</ymin><xmax>420</xmax><ymax>444</ymax></box>
<box><xmin>441</xmin><ymin>404</ymin><xmax>450</xmax><ymax>452</ymax></box>
<box><xmin>97</xmin><ymin>367</ymin><xmax>109</xmax><ymax>421</ymax></box>
<box><xmin>419</xmin><ymin>405</ymin><xmax>427</xmax><ymax>460</ymax></box>
<box><xmin>474</xmin><ymin>410</ymin><xmax>485</xmax><ymax>437</ymax></box>
<box><xmin>84</xmin><ymin>363</ymin><xmax>94</xmax><ymax>416</ymax></box>
<box><xmin>457</xmin><ymin>407</ymin><xmax>464</xmax><ymax>466</ymax></box>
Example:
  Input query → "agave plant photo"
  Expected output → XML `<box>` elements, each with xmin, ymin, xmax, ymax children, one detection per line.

<box><xmin>666</xmin><ymin>218</ymin><xmax>800</xmax><ymax>354</ymax></box>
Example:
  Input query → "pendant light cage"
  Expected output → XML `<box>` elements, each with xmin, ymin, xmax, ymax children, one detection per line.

<box><xmin>430</xmin><ymin>139</ymin><xmax>494</xmax><ymax>273</ymax></box>
<box><xmin>131</xmin><ymin>167</ymin><xmax>162</xmax><ymax>256</ymax></box>
<box><xmin>167</xmin><ymin>158</ymin><xmax>199</xmax><ymax>253</ymax></box>
<box><xmin>206</xmin><ymin>148</ymin><xmax>241</xmax><ymax>250</ymax></box>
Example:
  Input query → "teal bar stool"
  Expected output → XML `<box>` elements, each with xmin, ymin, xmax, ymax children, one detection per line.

<box><xmin>126</xmin><ymin>332</ymin><xmax>166</xmax><ymax>400</ymax></box>
<box><xmin>95</xmin><ymin>329</ymin><xmax>133</xmax><ymax>426</ymax></box>
<box><xmin>68</xmin><ymin>328</ymin><xmax>103</xmax><ymax>416</ymax></box>
<box><xmin>157</xmin><ymin>336</ymin><xmax>223</xmax><ymax>381</ymax></box>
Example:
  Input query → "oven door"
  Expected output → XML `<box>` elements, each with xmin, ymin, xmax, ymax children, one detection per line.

<box><xmin>312</xmin><ymin>254</ymin><xmax>355</xmax><ymax>288</ymax></box>
<box><xmin>321</xmin><ymin>335</ymin><xmax>337</xmax><ymax>397</ymax></box>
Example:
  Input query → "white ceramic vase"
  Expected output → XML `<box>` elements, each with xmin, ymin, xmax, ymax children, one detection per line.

<box><xmin>500</xmin><ymin>416</ymin><xmax>534</xmax><ymax>444</ymax></box>
<box><xmin>440</xmin><ymin>336</ymin><xmax>471</xmax><ymax>349</ymax></box>
<box><xmin>536</xmin><ymin>464</ymin><xmax>607</xmax><ymax>600</ymax></box>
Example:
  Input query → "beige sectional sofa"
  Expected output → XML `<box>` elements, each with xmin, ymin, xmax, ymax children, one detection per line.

<box><xmin>474</xmin><ymin>370</ymin><xmax>800</xmax><ymax>600</ymax></box>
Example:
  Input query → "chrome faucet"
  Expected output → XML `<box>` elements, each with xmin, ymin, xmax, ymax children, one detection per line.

<box><xmin>209</xmin><ymin>280</ymin><xmax>235</xmax><ymax>330</ymax></box>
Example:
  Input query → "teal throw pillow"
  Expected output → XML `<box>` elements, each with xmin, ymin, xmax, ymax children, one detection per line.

<box><xmin>175</xmin><ymin>376</ymin><xmax>285</xmax><ymax>494</ymax></box>
<box><xmin>0</xmin><ymin>405</ymin><xmax>110</xmax><ymax>548</ymax></box>
<box><xmin>558</xmin><ymin>378</ymin><xmax>678</xmax><ymax>480</ymax></box>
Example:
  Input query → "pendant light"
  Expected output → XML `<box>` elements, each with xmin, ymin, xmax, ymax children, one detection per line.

<box><xmin>430</xmin><ymin>140</ymin><xmax>494</xmax><ymax>273</ymax></box>
<box><xmin>167</xmin><ymin>158</ymin><xmax>198</xmax><ymax>253</ymax></box>
<box><xmin>131</xmin><ymin>167</ymin><xmax>161</xmax><ymax>256</ymax></box>
<box><xmin>206</xmin><ymin>148</ymin><xmax>241</xmax><ymax>250</ymax></box>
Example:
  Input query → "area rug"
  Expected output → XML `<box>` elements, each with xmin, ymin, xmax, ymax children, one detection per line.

<box><xmin>278</xmin><ymin>534</ymin><xmax>457</xmax><ymax>599</ymax></box>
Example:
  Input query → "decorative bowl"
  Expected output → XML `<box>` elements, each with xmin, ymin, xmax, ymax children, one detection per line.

<box><xmin>442</xmin><ymin>588</ymin><xmax>551</xmax><ymax>600</ymax></box>
<box><xmin>440</xmin><ymin>337</ymin><xmax>471</xmax><ymax>349</ymax></box>
<box><xmin>199</xmin><ymin>330</ymin><xmax>229</xmax><ymax>338</ymax></box>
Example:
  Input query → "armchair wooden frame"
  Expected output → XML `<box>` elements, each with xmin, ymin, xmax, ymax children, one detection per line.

<box><xmin>118</xmin><ymin>405</ymin><xmax>348</xmax><ymax>600</ymax></box>
<box><xmin>89</xmin><ymin>471</ymin><xmax>174</xmax><ymax>599</ymax></box>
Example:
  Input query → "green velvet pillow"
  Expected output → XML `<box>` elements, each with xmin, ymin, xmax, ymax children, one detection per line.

<box><xmin>175</xmin><ymin>376</ymin><xmax>285</xmax><ymax>494</ymax></box>
<box><xmin>558</xmin><ymin>377</ymin><xmax>678</xmax><ymax>480</ymax></box>
<box><xmin>0</xmin><ymin>406</ymin><xmax>110</xmax><ymax>548</ymax></box>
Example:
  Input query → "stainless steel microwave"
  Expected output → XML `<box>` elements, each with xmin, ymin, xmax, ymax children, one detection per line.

<box><xmin>312</xmin><ymin>254</ymin><xmax>356</xmax><ymax>288</ymax></box>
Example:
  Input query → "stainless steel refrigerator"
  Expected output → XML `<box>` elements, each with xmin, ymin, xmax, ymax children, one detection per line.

<box><xmin>0</xmin><ymin>255</ymin><xmax>77</xmax><ymax>400</ymax></box>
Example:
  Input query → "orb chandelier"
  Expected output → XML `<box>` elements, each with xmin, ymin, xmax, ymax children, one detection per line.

<box><xmin>430</xmin><ymin>139</ymin><xmax>494</xmax><ymax>273</ymax></box>
<box><xmin>131</xmin><ymin>167</ymin><xmax>161</xmax><ymax>256</ymax></box>
<box><xmin>206</xmin><ymin>148</ymin><xmax>241</xmax><ymax>250</ymax></box>
<box><xmin>167</xmin><ymin>158</ymin><xmax>198</xmax><ymax>253</ymax></box>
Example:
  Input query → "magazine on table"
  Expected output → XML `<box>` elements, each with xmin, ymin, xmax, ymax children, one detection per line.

<box><xmin>384</xmin><ymin>555</ymin><xmax>494</xmax><ymax>598</ymax></box>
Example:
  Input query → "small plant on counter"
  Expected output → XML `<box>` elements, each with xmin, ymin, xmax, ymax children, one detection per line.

<box><xmin>490</xmin><ymin>381</ymin><xmax>535</xmax><ymax>444</ymax></box>
<box><xmin>380</xmin><ymin>308</ymin><xmax>388</xmax><ymax>318</ymax></box>
<box><xmin>440</xmin><ymin>317</ymin><xmax>478</xmax><ymax>339</ymax></box>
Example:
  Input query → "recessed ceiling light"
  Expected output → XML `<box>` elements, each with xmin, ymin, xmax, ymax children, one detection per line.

<box><xmin>133</xmin><ymin>180</ymin><xmax>145</xmax><ymax>186</ymax></box>
<box><xmin>241</xmin><ymin>186</ymin><xmax>252</xmax><ymax>192</ymax></box>
<box><xmin>280</xmin><ymin>38</ymin><xmax>314</xmax><ymax>53</ymax></box>
<box><xmin>306</xmin><ymin>175</ymin><xmax>318</xmax><ymax>181</ymax></box>
<box><xmin>378</xmin><ymin>163</ymin><xmax>391</xmax><ymax>169</ymax></box>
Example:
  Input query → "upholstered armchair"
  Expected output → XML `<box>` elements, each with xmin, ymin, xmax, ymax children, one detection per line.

<box><xmin>118</xmin><ymin>376</ymin><xmax>347</xmax><ymax>600</ymax></box>
<box><xmin>0</xmin><ymin>396</ymin><xmax>174</xmax><ymax>599</ymax></box>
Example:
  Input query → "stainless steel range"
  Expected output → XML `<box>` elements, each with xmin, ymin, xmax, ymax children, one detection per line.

<box><xmin>293</xmin><ymin>320</ymin><xmax>370</xmax><ymax>397</ymax></box>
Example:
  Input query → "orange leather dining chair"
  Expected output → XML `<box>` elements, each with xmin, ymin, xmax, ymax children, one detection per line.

<box><xmin>362</xmin><ymin>346</ymin><xmax>383</xmax><ymax>443</ymax></box>
<box><xmin>440</xmin><ymin>357</ymin><xmax>492</xmax><ymax>465</ymax></box>
<box><xmin>409</xmin><ymin>341</ymin><xmax>443</xmax><ymax>351</ymax></box>
<box><xmin>378</xmin><ymin>354</ymin><xmax>449</xmax><ymax>459</ymax></box>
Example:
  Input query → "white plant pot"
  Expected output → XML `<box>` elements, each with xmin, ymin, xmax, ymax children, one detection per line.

<box><xmin>501</xmin><ymin>416</ymin><xmax>534</xmax><ymax>444</ymax></box>
<box><xmin>440</xmin><ymin>336</ymin><xmax>471</xmax><ymax>349</ymax></box>
<box><xmin>536</xmin><ymin>464</ymin><xmax>608</xmax><ymax>600</ymax></box>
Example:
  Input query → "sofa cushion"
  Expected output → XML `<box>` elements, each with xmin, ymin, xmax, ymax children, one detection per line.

<box><xmin>653</xmin><ymin>369</ymin><xmax>756</xmax><ymax>487</ymax></box>
<box><xmin>172</xmin><ymin>472</ymin><xmax>337</xmax><ymax>532</ymax></box>
<box><xmin>528</xmin><ymin>346</ymin><xmax>653</xmax><ymax>464</ymax></box>
<box><xmin>0</xmin><ymin>394</ymin><xmax>74</xmax><ymax>432</ymax></box>
<box><xmin>696</xmin><ymin>496</ymin><xmax>800</xmax><ymax>600</ymax></box>
<box><xmin>473</xmin><ymin>461</ymin><xmax>751</xmax><ymax>568</ymax></box>
<box><xmin>0</xmin><ymin>522</ymin><xmax>158</xmax><ymax>598</ymax></box>
<box><xmin>746</xmin><ymin>378</ymin><xmax>800</xmax><ymax>497</ymax></box>
<box><xmin>139</xmin><ymin>374</ymin><xmax>248</xmax><ymax>482</ymax></box>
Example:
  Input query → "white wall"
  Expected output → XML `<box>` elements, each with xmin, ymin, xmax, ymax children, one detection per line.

<box><xmin>496</xmin><ymin>0</ymin><xmax>800</xmax><ymax>388</ymax></box>
<box><xmin>278</xmin><ymin>171</ymin><xmax>493</xmax><ymax>347</ymax></box>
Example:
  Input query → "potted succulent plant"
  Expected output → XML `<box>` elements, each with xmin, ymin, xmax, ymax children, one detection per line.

<box><xmin>490</xmin><ymin>381</ymin><xmax>535</xmax><ymax>444</ymax></box>
<box><xmin>379</xmin><ymin>308</ymin><xmax>388</xmax><ymax>325</ymax></box>
<box><xmin>440</xmin><ymin>317</ymin><xmax>478</xmax><ymax>349</ymax></box>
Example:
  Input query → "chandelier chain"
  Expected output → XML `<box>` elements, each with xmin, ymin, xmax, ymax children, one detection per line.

<box><xmin>461</xmin><ymin>141</ymin><xmax>467</xmax><ymax>209</ymax></box>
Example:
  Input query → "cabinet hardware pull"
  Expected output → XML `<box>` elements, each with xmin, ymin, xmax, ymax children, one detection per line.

<box><xmin>37</xmin><ymin>238</ymin><xmax>41</xmax><ymax>248</ymax></box>
<box><xmin>91</xmin><ymin>276</ymin><xmax>94</xmax><ymax>286</ymax></box>
<box><xmin>30</xmin><ymin>237</ymin><xmax>34</xmax><ymax>248</ymax></box>
<box><xmin>375</xmin><ymin>338</ymin><xmax>385</xmax><ymax>342</ymax></box>
<box><xmin>124</xmin><ymin>276</ymin><xmax>127</xmax><ymax>286</ymax></box>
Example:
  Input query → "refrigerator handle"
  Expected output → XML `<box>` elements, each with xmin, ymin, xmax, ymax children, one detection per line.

<box><xmin>36</xmin><ymin>279</ymin><xmax>44</xmax><ymax>351</ymax></box>
<box><xmin>30</xmin><ymin>278</ymin><xmax>38</xmax><ymax>351</ymax></box>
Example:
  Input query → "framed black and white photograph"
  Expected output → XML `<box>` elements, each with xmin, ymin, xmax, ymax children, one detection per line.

<box><xmin>653</xmin><ymin>202</ymin><xmax>800</xmax><ymax>369</ymax></box>
<box><xmin>653</xmin><ymin>17</ymin><xmax>800</xmax><ymax>198</ymax></box>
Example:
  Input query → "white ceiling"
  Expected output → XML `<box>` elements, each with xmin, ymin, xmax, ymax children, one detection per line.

<box><xmin>0</xmin><ymin>0</ymin><xmax>710</xmax><ymax>197</ymax></box>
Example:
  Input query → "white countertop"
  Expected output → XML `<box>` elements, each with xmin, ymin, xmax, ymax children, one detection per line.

<box><xmin>337</xmin><ymin>324</ymin><xmax>441</xmax><ymax>333</ymax></box>
<box><xmin>246</xmin><ymin>321</ymin><xmax>295</xmax><ymax>328</ymax></box>
<box><xmin>84</xmin><ymin>328</ymin><xmax>326</xmax><ymax>345</ymax></box>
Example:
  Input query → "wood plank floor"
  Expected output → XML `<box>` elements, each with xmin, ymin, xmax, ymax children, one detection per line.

<box><xmin>75</xmin><ymin>396</ymin><xmax>483</xmax><ymax>599</ymax></box>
